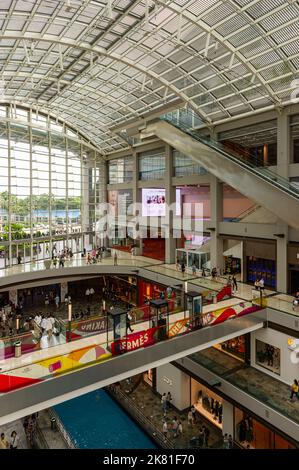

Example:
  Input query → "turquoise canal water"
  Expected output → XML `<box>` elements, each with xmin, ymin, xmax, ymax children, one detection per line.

<box><xmin>54</xmin><ymin>389</ymin><xmax>157</xmax><ymax>449</ymax></box>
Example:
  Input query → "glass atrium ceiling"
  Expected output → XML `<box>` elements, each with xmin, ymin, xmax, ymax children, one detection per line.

<box><xmin>0</xmin><ymin>0</ymin><xmax>298</xmax><ymax>154</ymax></box>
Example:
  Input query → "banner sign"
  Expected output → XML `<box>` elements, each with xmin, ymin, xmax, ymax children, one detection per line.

<box><xmin>74</xmin><ymin>318</ymin><xmax>107</xmax><ymax>335</ymax></box>
<box><xmin>168</xmin><ymin>319</ymin><xmax>189</xmax><ymax>338</ymax></box>
<box><xmin>111</xmin><ymin>327</ymin><xmax>158</xmax><ymax>355</ymax></box>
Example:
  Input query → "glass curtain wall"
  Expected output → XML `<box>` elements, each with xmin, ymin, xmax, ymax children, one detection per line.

<box><xmin>139</xmin><ymin>148</ymin><xmax>165</xmax><ymax>180</ymax></box>
<box><xmin>0</xmin><ymin>104</ymin><xmax>103</xmax><ymax>269</ymax></box>
<box><xmin>108</xmin><ymin>156</ymin><xmax>133</xmax><ymax>184</ymax></box>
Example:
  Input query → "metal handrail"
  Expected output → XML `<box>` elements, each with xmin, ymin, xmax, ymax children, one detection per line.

<box><xmin>106</xmin><ymin>386</ymin><xmax>174</xmax><ymax>449</ymax></box>
<box><xmin>48</xmin><ymin>408</ymin><xmax>76</xmax><ymax>449</ymax></box>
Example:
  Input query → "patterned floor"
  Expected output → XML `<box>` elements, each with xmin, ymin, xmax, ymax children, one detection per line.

<box><xmin>191</xmin><ymin>347</ymin><xmax>299</xmax><ymax>425</ymax></box>
<box><xmin>121</xmin><ymin>380</ymin><xmax>223</xmax><ymax>449</ymax></box>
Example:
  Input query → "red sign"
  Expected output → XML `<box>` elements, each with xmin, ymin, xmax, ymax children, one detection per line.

<box><xmin>111</xmin><ymin>327</ymin><xmax>158</xmax><ymax>355</ymax></box>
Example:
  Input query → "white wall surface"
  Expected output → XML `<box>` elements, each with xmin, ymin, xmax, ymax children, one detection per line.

<box><xmin>156</xmin><ymin>363</ymin><xmax>190</xmax><ymax>411</ymax></box>
<box><xmin>251</xmin><ymin>328</ymin><xmax>299</xmax><ymax>385</ymax></box>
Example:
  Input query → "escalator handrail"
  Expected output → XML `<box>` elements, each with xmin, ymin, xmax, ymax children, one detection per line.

<box><xmin>160</xmin><ymin>116</ymin><xmax>299</xmax><ymax>200</ymax></box>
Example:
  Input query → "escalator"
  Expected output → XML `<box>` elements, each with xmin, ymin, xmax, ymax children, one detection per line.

<box><xmin>140</xmin><ymin>111</ymin><xmax>299</xmax><ymax>231</ymax></box>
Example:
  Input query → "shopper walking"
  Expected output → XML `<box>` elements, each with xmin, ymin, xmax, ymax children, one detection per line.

<box><xmin>228</xmin><ymin>434</ymin><xmax>233</xmax><ymax>449</ymax></box>
<box><xmin>126</xmin><ymin>312</ymin><xmax>134</xmax><ymax>333</ymax></box>
<box><xmin>232</xmin><ymin>275</ymin><xmax>238</xmax><ymax>292</ymax></box>
<box><xmin>187</xmin><ymin>409</ymin><xmax>194</xmax><ymax>426</ymax></box>
<box><xmin>177</xmin><ymin>421</ymin><xmax>183</xmax><ymax>437</ymax></box>
<box><xmin>223</xmin><ymin>433</ymin><xmax>229</xmax><ymax>449</ymax></box>
<box><xmin>114</xmin><ymin>252</ymin><xmax>118</xmax><ymax>266</ymax></box>
<box><xmin>172</xmin><ymin>417</ymin><xmax>179</xmax><ymax>438</ymax></box>
<box><xmin>191</xmin><ymin>404</ymin><xmax>197</xmax><ymax>423</ymax></box>
<box><xmin>203</xmin><ymin>425</ymin><xmax>210</xmax><ymax>448</ymax></box>
<box><xmin>198</xmin><ymin>427</ymin><xmax>204</xmax><ymax>447</ymax></box>
<box><xmin>161</xmin><ymin>393</ymin><xmax>167</xmax><ymax>415</ymax></box>
<box><xmin>181</xmin><ymin>262</ymin><xmax>185</xmax><ymax>276</ymax></box>
<box><xmin>162</xmin><ymin>420</ymin><xmax>168</xmax><ymax>440</ymax></box>
<box><xmin>0</xmin><ymin>433</ymin><xmax>9</xmax><ymax>449</ymax></box>
<box><xmin>166</xmin><ymin>391</ymin><xmax>172</xmax><ymax>410</ymax></box>
<box><xmin>290</xmin><ymin>379</ymin><xmax>299</xmax><ymax>401</ymax></box>
<box><xmin>9</xmin><ymin>431</ymin><xmax>19</xmax><ymax>449</ymax></box>
<box><xmin>55</xmin><ymin>293</ymin><xmax>60</xmax><ymax>309</ymax></box>
<box><xmin>192</xmin><ymin>263</ymin><xmax>196</xmax><ymax>275</ymax></box>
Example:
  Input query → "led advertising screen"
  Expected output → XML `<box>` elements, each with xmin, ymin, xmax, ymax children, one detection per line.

<box><xmin>142</xmin><ymin>188</ymin><xmax>181</xmax><ymax>216</ymax></box>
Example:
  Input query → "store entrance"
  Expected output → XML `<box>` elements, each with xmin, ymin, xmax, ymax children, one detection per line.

<box><xmin>289</xmin><ymin>268</ymin><xmax>299</xmax><ymax>295</ymax></box>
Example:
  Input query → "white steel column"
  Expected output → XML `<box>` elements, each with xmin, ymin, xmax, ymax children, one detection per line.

<box><xmin>210</xmin><ymin>175</ymin><xmax>224</xmax><ymax>272</ymax></box>
<box><xmin>277</xmin><ymin>111</ymin><xmax>290</xmax><ymax>179</ymax></box>
<box><xmin>132</xmin><ymin>150</ymin><xmax>142</xmax><ymax>254</ymax></box>
<box><xmin>276</xmin><ymin>111</ymin><xmax>289</xmax><ymax>292</ymax></box>
<box><xmin>276</xmin><ymin>224</ymin><xmax>288</xmax><ymax>293</ymax></box>
<box><xmin>165</xmin><ymin>144</ymin><xmax>176</xmax><ymax>264</ymax></box>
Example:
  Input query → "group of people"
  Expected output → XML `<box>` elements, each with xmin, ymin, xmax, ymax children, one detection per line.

<box><xmin>222</xmin><ymin>433</ymin><xmax>234</xmax><ymax>449</ymax></box>
<box><xmin>0</xmin><ymin>431</ymin><xmax>19</xmax><ymax>449</ymax></box>
<box><xmin>161</xmin><ymin>392</ymin><xmax>173</xmax><ymax>415</ymax></box>
<box><xmin>0</xmin><ymin>305</ymin><xmax>34</xmax><ymax>338</ymax></box>
<box><xmin>162</xmin><ymin>416</ymin><xmax>183</xmax><ymax>440</ymax></box>
<box><xmin>227</xmin><ymin>275</ymin><xmax>238</xmax><ymax>292</ymax></box>
<box><xmin>34</xmin><ymin>313</ymin><xmax>57</xmax><ymax>339</ymax></box>
<box><xmin>187</xmin><ymin>405</ymin><xmax>211</xmax><ymax>448</ymax></box>
<box><xmin>51</xmin><ymin>245</ymin><xmax>74</xmax><ymax>268</ymax></box>
<box><xmin>254</xmin><ymin>277</ymin><xmax>265</xmax><ymax>291</ymax></box>
<box><xmin>23</xmin><ymin>414</ymin><xmax>38</xmax><ymax>447</ymax></box>
<box><xmin>176</xmin><ymin>259</ymin><xmax>208</xmax><ymax>278</ymax></box>
<box><xmin>85</xmin><ymin>247</ymin><xmax>107</xmax><ymax>265</ymax></box>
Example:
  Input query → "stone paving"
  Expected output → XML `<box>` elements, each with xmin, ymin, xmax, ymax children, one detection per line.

<box><xmin>121</xmin><ymin>380</ymin><xmax>223</xmax><ymax>449</ymax></box>
<box><xmin>37</xmin><ymin>410</ymin><xmax>68</xmax><ymax>449</ymax></box>
<box><xmin>0</xmin><ymin>418</ymin><xmax>28</xmax><ymax>449</ymax></box>
<box><xmin>191</xmin><ymin>347</ymin><xmax>299</xmax><ymax>426</ymax></box>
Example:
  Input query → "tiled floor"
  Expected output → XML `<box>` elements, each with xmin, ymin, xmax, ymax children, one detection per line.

<box><xmin>0</xmin><ymin>418</ymin><xmax>28</xmax><ymax>449</ymax></box>
<box><xmin>0</xmin><ymin>295</ymin><xmax>252</xmax><ymax>375</ymax></box>
<box><xmin>0</xmin><ymin>251</ymin><xmax>163</xmax><ymax>280</ymax></box>
<box><xmin>266</xmin><ymin>294</ymin><xmax>299</xmax><ymax>317</ymax></box>
<box><xmin>117</xmin><ymin>380</ymin><xmax>222</xmax><ymax>449</ymax></box>
<box><xmin>190</xmin><ymin>347</ymin><xmax>299</xmax><ymax>425</ymax></box>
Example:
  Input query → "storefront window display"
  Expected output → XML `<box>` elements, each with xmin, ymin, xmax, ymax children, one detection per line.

<box><xmin>247</xmin><ymin>256</ymin><xmax>276</xmax><ymax>288</ymax></box>
<box><xmin>224</xmin><ymin>256</ymin><xmax>241</xmax><ymax>275</ymax></box>
<box><xmin>214</xmin><ymin>335</ymin><xmax>246</xmax><ymax>361</ymax></box>
<box><xmin>255</xmin><ymin>339</ymin><xmax>280</xmax><ymax>375</ymax></box>
<box><xmin>137</xmin><ymin>279</ymin><xmax>181</xmax><ymax>311</ymax></box>
<box><xmin>143</xmin><ymin>369</ymin><xmax>155</xmax><ymax>388</ymax></box>
<box><xmin>191</xmin><ymin>379</ymin><xmax>223</xmax><ymax>430</ymax></box>
<box><xmin>234</xmin><ymin>408</ymin><xmax>295</xmax><ymax>449</ymax></box>
<box><xmin>106</xmin><ymin>275</ymin><xmax>137</xmax><ymax>306</ymax></box>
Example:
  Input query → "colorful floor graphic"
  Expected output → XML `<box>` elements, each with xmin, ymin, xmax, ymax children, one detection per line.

<box><xmin>0</xmin><ymin>301</ymin><xmax>261</xmax><ymax>393</ymax></box>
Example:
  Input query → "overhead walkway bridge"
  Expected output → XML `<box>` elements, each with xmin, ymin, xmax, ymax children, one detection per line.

<box><xmin>0</xmin><ymin>306</ymin><xmax>265</xmax><ymax>425</ymax></box>
<box><xmin>140</xmin><ymin>112</ymin><xmax>299</xmax><ymax>232</ymax></box>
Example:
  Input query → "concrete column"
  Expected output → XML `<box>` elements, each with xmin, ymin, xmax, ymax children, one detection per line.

<box><xmin>9</xmin><ymin>288</ymin><xmax>18</xmax><ymax>305</ymax></box>
<box><xmin>132</xmin><ymin>150</ymin><xmax>143</xmax><ymax>255</ymax></box>
<box><xmin>277</xmin><ymin>111</ymin><xmax>290</xmax><ymax>179</ymax></box>
<box><xmin>222</xmin><ymin>399</ymin><xmax>234</xmax><ymax>437</ymax></box>
<box><xmin>156</xmin><ymin>363</ymin><xmax>190</xmax><ymax>411</ymax></box>
<box><xmin>276</xmin><ymin>223</ymin><xmax>288</xmax><ymax>293</ymax></box>
<box><xmin>210</xmin><ymin>175</ymin><xmax>224</xmax><ymax>272</ymax></box>
<box><xmin>276</xmin><ymin>112</ymin><xmax>290</xmax><ymax>292</ymax></box>
<box><xmin>165</xmin><ymin>145</ymin><xmax>176</xmax><ymax>263</ymax></box>
<box><xmin>60</xmin><ymin>281</ymin><xmax>68</xmax><ymax>302</ymax></box>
